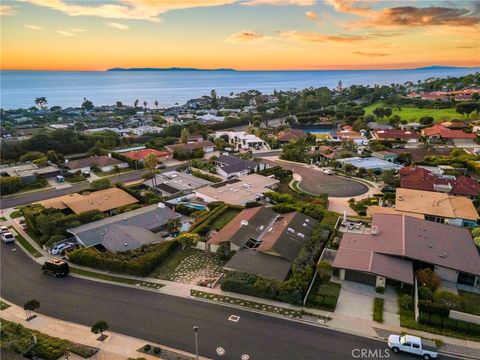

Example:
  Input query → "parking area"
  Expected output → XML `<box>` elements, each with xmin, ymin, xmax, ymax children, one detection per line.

<box><xmin>261</xmin><ymin>158</ymin><xmax>368</xmax><ymax>197</ymax></box>
<box><xmin>333</xmin><ymin>279</ymin><xmax>400</xmax><ymax>326</ymax></box>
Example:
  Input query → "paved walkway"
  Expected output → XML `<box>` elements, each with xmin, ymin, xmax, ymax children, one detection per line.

<box><xmin>3</xmin><ymin>210</ymin><xmax>480</xmax><ymax>359</ymax></box>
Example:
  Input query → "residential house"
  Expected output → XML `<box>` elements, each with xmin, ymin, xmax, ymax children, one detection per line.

<box><xmin>67</xmin><ymin>204</ymin><xmax>180</xmax><ymax>252</ymax></box>
<box><xmin>394</xmin><ymin>188</ymin><xmax>479</xmax><ymax>227</ymax></box>
<box><xmin>64</xmin><ymin>155</ymin><xmax>128</xmax><ymax>174</ymax></box>
<box><xmin>328</xmin><ymin>130</ymin><xmax>368</xmax><ymax>145</ymax></box>
<box><xmin>213</xmin><ymin>131</ymin><xmax>265</xmax><ymax>150</ymax></box>
<box><xmin>372</xmin><ymin>129</ymin><xmax>420</xmax><ymax>146</ymax></box>
<box><xmin>276</xmin><ymin>129</ymin><xmax>305</xmax><ymax>145</ymax></box>
<box><xmin>166</xmin><ymin>141</ymin><xmax>216</xmax><ymax>155</ymax></box>
<box><xmin>37</xmin><ymin>188</ymin><xmax>139</xmax><ymax>215</ymax></box>
<box><xmin>130</xmin><ymin>126</ymin><xmax>163</xmax><ymax>136</ymax></box>
<box><xmin>332</xmin><ymin>213</ymin><xmax>480</xmax><ymax>289</ymax></box>
<box><xmin>400</xmin><ymin>166</ymin><xmax>480</xmax><ymax>198</ymax></box>
<box><xmin>0</xmin><ymin>163</ymin><xmax>61</xmax><ymax>184</ymax></box>
<box><xmin>422</xmin><ymin>124</ymin><xmax>477</xmax><ymax>146</ymax></box>
<box><xmin>143</xmin><ymin>171</ymin><xmax>211</xmax><ymax>196</ymax></box>
<box><xmin>194</xmin><ymin>174</ymin><xmax>279</xmax><ymax>205</ymax></box>
<box><xmin>371</xmin><ymin>151</ymin><xmax>398</xmax><ymax>162</ymax></box>
<box><xmin>208</xmin><ymin>206</ymin><xmax>318</xmax><ymax>281</ymax></box>
<box><xmin>123</xmin><ymin>148</ymin><xmax>172</xmax><ymax>162</ymax></box>
<box><xmin>214</xmin><ymin>155</ymin><xmax>266</xmax><ymax>179</ymax></box>
<box><xmin>337</xmin><ymin>157</ymin><xmax>402</xmax><ymax>172</ymax></box>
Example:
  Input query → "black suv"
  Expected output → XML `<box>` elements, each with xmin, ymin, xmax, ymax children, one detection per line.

<box><xmin>42</xmin><ymin>258</ymin><xmax>70</xmax><ymax>277</ymax></box>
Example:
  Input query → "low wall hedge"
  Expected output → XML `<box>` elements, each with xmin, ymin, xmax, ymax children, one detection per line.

<box><xmin>418</xmin><ymin>311</ymin><xmax>480</xmax><ymax>336</ymax></box>
<box><xmin>69</xmin><ymin>240</ymin><xmax>179</xmax><ymax>276</ymax></box>
<box><xmin>418</xmin><ymin>300</ymin><xmax>450</xmax><ymax>317</ymax></box>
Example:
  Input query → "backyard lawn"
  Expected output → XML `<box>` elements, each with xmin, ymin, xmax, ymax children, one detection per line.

<box><xmin>364</xmin><ymin>102</ymin><xmax>461</xmax><ymax>123</ymax></box>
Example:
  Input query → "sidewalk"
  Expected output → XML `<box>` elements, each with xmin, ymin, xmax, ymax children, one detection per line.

<box><xmin>4</xmin><ymin>210</ymin><xmax>480</xmax><ymax>359</ymax></box>
<box><xmin>0</xmin><ymin>301</ymin><xmax>205</xmax><ymax>360</ymax></box>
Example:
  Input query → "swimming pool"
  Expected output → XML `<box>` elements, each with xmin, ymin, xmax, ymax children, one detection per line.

<box><xmin>181</xmin><ymin>202</ymin><xmax>208</xmax><ymax>211</ymax></box>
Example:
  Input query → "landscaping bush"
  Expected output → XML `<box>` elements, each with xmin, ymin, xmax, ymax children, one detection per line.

<box><xmin>144</xmin><ymin>345</ymin><xmax>151</xmax><ymax>352</ymax></box>
<box><xmin>375</xmin><ymin>286</ymin><xmax>385</xmax><ymax>294</ymax></box>
<box><xmin>433</xmin><ymin>290</ymin><xmax>462</xmax><ymax>310</ymax></box>
<box><xmin>418</xmin><ymin>312</ymin><xmax>480</xmax><ymax>336</ymax></box>
<box><xmin>373</xmin><ymin>298</ymin><xmax>384</xmax><ymax>322</ymax></box>
<box><xmin>418</xmin><ymin>286</ymin><xmax>434</xmax><ymax>301</ymax></box>
<box><xmin>416</xmin><ymin>268</ymin><xmax>441</xmax><ymax>292</ymax></box>
<box><xmin>153</xmin><ymin>347</ymin><xmax>161</xmax><ymax>354</ymax></box>
<box><xmin>399</xmin><ymin>294</ymin><xmax>413</xmax><ymax>311</ymax></box>
<box><xmin>69</xmin><ymin>240</ymin><xmax>179</xmax><ymax>276</ymax></box>
<box><xmin>191</xmin><ymin>169</ymin><xmax>222</xmax><ymax>183</ymax></box>
<box><xmin>418</xmin><ymin>300</ymin><xmax>450</xmax><ymax>317</ymax></box>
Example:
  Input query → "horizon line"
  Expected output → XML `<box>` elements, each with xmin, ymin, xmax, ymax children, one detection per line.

<box><xmin>1</xmin><ymin>65</ymin><xmax>480</xmax><ymax>72</ymax></box>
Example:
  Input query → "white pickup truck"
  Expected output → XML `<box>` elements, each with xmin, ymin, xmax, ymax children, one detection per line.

<box><xmin>388</xmin><ymin>334</ymin><xmax>438</xmax><ymax>359</ymax></box>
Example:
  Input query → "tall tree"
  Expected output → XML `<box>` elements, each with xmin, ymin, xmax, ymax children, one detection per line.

<box><xmin>154</xmin><ymin>100</ymin><xmax>159</xmax><ymax>110</ymax></box>
<box><xmin>134</xmin><ymin>99</ymin><xmax>139</xmax><ymax>108</ymax></box>
<box><xmin>91</xmin><ymin>321</ymin><xmax>109</xmax><ymax>338</ymax></box>
<box><xmin>210</xmin><ymin>89</ymin><xmax>218</xmax><ymax>109</ymax></box>
<box><xmin>34</xmin><ymin>97</ymin><xmax>47</xmax><ymax>110</ymax></box>
<box><xmin>144</xmin><ymin>153</ymin><xmax>158</xmax><ymax>190</ymax></box>
<box><xmin>82</xmin><ymin>97</ymin><xmax>94</xmax><ymax>111</ymax></box>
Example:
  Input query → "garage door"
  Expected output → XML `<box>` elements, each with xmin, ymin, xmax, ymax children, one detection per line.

<box><xmin>345</xmin><ymin>270</ymin><xmax>376</xmax><ymax>286</ymax></box>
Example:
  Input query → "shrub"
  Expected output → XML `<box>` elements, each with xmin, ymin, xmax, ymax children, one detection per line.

<box><xmin>418</xmin><ymin>300</ymin><xmax>450</xmax><ymax>317</ymax></box>
<box><xmin>429</xmin><ymin>314</ymin><xmax>443</xmax><ymax>327</ymax></box>
<box><xmin>433</xmin><ymin>291</ymin><xmax>462</xmax><ymax>310</ymax></box>
<box><xmin>416</xmin><ymin>268</ymin><xmax>441</xmax><ymax>292</ymax></box>
<box><xmin>69</xmin><ymin>241</ymin><xmax>179</xmax><ymax>276</ymax></box>
<box><xmin>375</xmin><ymin>286</ymin><xmax>385</xmax><ymax>294</ymax></box>
<box><xmin>418</xmin><ymin>286</ymin><xmax>433</xmax><ymax>301</ymax></box>
<box><xmin>399</xmin><ymin>294</ymin><xmax>413</xmax><ymax>311</ymax></box>
<box><xmin>373</xmin><ymin>298</ymin><xmax>384</xmax><ymax>322</ymax></box>
<box><xmin>143</xmin><ymin>345</ymin><xmax>151</xmax><ymax>352</ymax></box>
<box><xmin>153</xmin><ymin>347</ymin><xmax>161</xmax><ymax>354</ymax></box>
<box><xmin>90</xmin><ymin>178</ymin><xmax>111</xmax><ymax>191</ymax></box>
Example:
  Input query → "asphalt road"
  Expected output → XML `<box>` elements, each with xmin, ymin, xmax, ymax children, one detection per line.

<box><xmin>262</xmin><ymin>158</ymin><xmax>369</xmax><ymax>197</ymax></box>
<box><xmin>0</xmin><ymin>243</ymin><xmax>436</xmax><ymax>360</ymax></box>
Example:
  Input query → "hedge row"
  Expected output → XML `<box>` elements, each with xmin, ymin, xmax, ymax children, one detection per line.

<box><xmin>68</xmin><ymin>240</ymin><xmax>179</xmax><ymax>276</ymax></box>
<box><xmin>418</xmin><ymin>312</ymin><xmax>480</xmax><ymax>336</ymax></box>
<box><xmin>190</xmin><ymin>203</ymin><xmax>242</xmax><ymax>235</ymax></box>
<box><xmin>418</xmin><ymin>300</ymin><xmax>450</xmax><ymax>317</ymax></box>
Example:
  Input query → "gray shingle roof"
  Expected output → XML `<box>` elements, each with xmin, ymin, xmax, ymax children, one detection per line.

<box><xmin>224</xmin><ymin>248</ymin><xmax>293</xmax><ymax>281</ymax></box>
<box><xmin>216</xmin><ymin>155</ymin><xmax>258</xmax><ymax>175</ymax></box>
<box><xmin>67</xmin><ymin>204</ymin><xmax>180</xmax><ymax>251</ymax></box>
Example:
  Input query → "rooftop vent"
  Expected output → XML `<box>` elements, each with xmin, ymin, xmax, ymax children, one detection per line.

<box><xmin>287</xmin><ymin>228</ymin><xmax>295</xmax><ymax>234</ymax></box>
<box><xmin>124</xmin><ymin>242</ymin><xmax>128</xmax><ymax>247</ymax></box>
<box><xmin>439</xmin><ymin>252</ymin><xmax>447</xmax><ymax>258</ymax></box>
<box><xmin>297</xmin><ymin>232</ymin><xmax>305</xmax><ymax>238</ymax></box>
<box><xmin>241</xmin><ymin>220</ymin><xmax>249</xmax><ymax>226</ymax></box>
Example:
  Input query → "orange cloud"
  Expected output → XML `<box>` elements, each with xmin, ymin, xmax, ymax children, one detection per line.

<box><xmin>353</xmin><ymin>51</ymin><xmax>390</xmax><ymax>57</ymax></box>
<box><xmin>324</xmin><ymin>0</ymin><xmax>372</xmax><ymax>16</ymax></box>
<box><xmin>25</xmin><ymin>24</ymin><xmax>43</xmax><ymax>30</ymax></box>
<box><xmin>356</xmin><ymin>6</ymin><xmax>480</xmax><ymax>28</ymax></box>
<box><xmin>305</xmin><ymin>11</ymin><xmax>317</xmax><ymax>21</ymax></box>
<box><xmin>280</xmin><ymin>31</ymin><xmax>366</xmax><ymax>43</ymax></box>
<box><xmin>242</xmin><ymin>0</ymin><xmax>315</xmax><ymax>5</ymax></box>
<box><xmin>225</xmin><ymin>30</ymin><xmax>266</xmax><ymax>43</ymax></box>
<box><xmin>0</xmin><ymin>4</ymin><xmax>18</xmax><ymax>16</ymax></box>
<box><xmin>106</xmin><ymin>22</ymin><xmax>130</xmax><ymax>30</ymax></box>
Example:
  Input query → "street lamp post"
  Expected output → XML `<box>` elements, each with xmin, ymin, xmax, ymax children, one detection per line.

<box><xmin>193</xmin><ymin>325</ymin><xmax>199</xmax><ymax>360</ymax></box>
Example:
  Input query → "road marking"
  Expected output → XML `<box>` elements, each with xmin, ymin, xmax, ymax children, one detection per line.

<box><xmin>228</xmin><ymin>315</ymin><xmax>240</xmax><ymax>322</ymax></box>
<box><xmin>216</xmin><ymin>347</ymin><xmax>225</xmax><ymax>355</ymax></box>
<box><xmin>241</xmin><ymin>354</ymin><xmax>250</xmax><ymax>360</ymax></box>
<box><xmin>11</xmin><ymin>248</ymin><xmax>16</xmax><ymax>252</ymax></box>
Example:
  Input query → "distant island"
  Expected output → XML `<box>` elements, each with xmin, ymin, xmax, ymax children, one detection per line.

<box><xmin>410</xmin><ymin>65</ymin><xmax>473</xmax><ymax>71</ymax></box>
<box><xmin>107</xmin><ymin>67</ymin><xmax>236</xmax><ymax>72</ymax></box>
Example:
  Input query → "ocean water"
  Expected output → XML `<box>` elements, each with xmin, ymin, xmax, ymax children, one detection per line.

<box><xmin>1</xmin><ymin>68</ymin><xmax>478</xmax><ymax>109</ymax></box>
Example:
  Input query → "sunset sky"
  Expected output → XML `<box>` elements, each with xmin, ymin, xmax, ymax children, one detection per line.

<box><xmin>0</xmin><ymin>0</ymin><xmax>479</xmax><ymax>71</ymax></box>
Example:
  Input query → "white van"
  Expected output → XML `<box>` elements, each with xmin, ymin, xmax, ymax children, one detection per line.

<box><xmin>55</xmin><ymin>175</ymin><xmax>65</xmax><ymax>183</ymax></box>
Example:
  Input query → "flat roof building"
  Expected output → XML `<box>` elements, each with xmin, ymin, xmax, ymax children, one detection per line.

<box><xmin>194</xmin><ymin>174</ymin><xmax>279</xmax><ymax>205</ymax></box>
<box><xmin>337</xmin><ymin>157</ymin><xmax>402</xmax><ymax>171</ymax></box>
<box><xmin>37</xmin><ymin>188</ymin><xmax>138</xmax><ymax>215</ymax></box>
<box><xmin>143</xmin><ymin>171</ymin><xmax>211</xmax><ymax>196</ymax></box>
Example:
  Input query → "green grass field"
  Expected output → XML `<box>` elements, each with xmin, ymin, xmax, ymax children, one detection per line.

<box><xmin>363</xmin><ymin>102</ymin><xmax>463</xmax><ymax>123</ymax></box>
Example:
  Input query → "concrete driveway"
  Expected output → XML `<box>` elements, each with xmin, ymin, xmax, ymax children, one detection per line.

<box><xmin>333</xmin><ymin>279</ymin><xmax>400</xmax><ymax>326</ymax></box>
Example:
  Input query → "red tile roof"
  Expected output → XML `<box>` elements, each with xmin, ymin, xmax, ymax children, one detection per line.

<box><xmin>374</xmin><ymin>129</ymin><xmax>420</xmax><ymax>140</ymax></box>
<box><xmin>400</xmin><ymin>166</ymin><xmax>480</xmax><ymax>197</ymax></box>
<box><xmin>422</xmin><ymin>124</ymin><xmax>476</xmax><ymax>139</ymax></box>
<box><xmin>123</xmin><ymin>148</ymin><xmax>172</xmax><ymax>161</ymax></box>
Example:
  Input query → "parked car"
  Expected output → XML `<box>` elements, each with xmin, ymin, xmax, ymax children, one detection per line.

<box><xmin>82</xmin><ymin>171</ymin><xmax>91</xmax><ymax>178</ymax></box>
<box><xmin>55</xmin><ymin>175</ymin><xmax>65</xmax><ymax>183</ymax></box>
<box><xmin>1</xmin><ymin>232</ymin><xmax>15</xmax><ymax>244</ymax></box>
<box><xmin>155</xmin><ymin>162</ymin><xmax>166</xmax><ymax>170</ymax></box>
<box><xmin>388</xmin><ymin>334</ymin><xmax>438</xmax><ymax>359</ymax></box>
<box><xmin>0</xmin><ymin>226</ymin><xmax>9</xmax><ymax>234</ymax></box>
<box><xmin>255</xmin><ymin>145</ymin><xmax>260</xmax><ymax>150</ymax></box>
<box><xmin>42</xmin><ymin>258</ymin><xmax>70</xmax><ymax>277</ymax></box>
<box><xmin>60</xmin><ymin>243</ymin><xmax>79</xmax><ymax>255</ymax></box>
<box><xmin>381</xmin><ymin>186</ymin><xmax>396</xmax><ymax>193</ymax></box>
<box><xmin>51</xmin><ymin>243</ymin><xmax>69</xmax><ymax>255</ymax></box>
<box><xmin>323</xmin><ymin>169</ymin><xmax>334</xmax><ymax>175</ymax></box>
<box><xmin>18</xmin><ymin>220</ymin><xmax>27</xmax><ymax>230</ymax></box>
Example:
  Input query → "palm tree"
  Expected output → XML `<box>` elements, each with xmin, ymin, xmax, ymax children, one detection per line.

<box><xmin>154</xmin><ymin>100</ymin><xmax>159</xmax><ymax>111</ymax></box>
<box><xmin>112</xmin><ymin>165</ymin><xmax>121</xmax><ymax>182</ymax></box>
<box><xmin>134</xmin><ymin>99</ymin><xmax>139</xmax><ymax>108</ymax></box>
<box><xmin>23</xmin><ymin>299</ymin><xmax>40</xmax><ymax>319</ymax></box>
<box><xmin>144</xmin><ymin>153</ymin><xmax>158</xmax><ymax>190</ymax></box>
